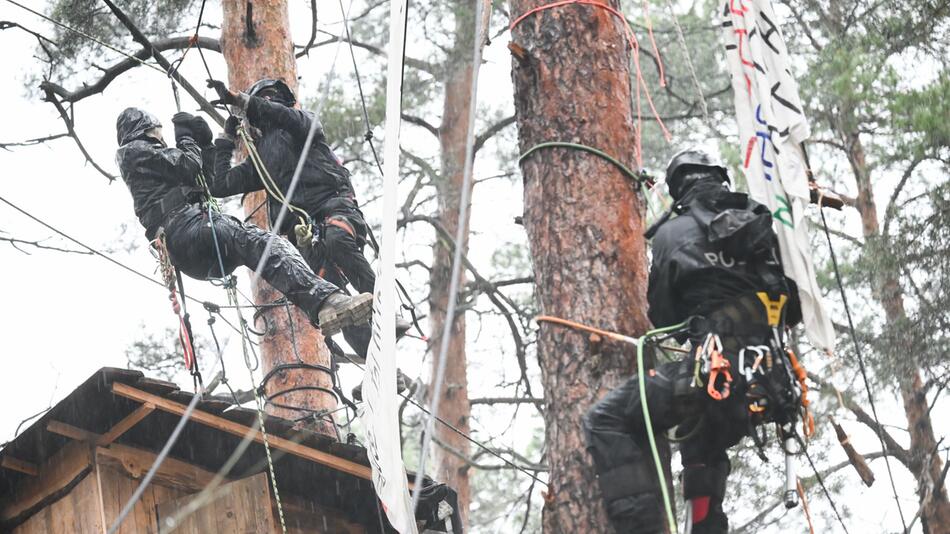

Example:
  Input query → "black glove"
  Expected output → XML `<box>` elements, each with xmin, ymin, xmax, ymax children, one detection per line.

<box><xmin>207</xmin><ymin>79</ymin><xmax>237</xmax><ymax>106</ymax></box>
<box><xmin>189</xmin><ymin>115</ymin><xmax>213</xmax><ymax>146</ymax></box>
<box><xmin>171</xmin><ymin>112</ymin><xmax>197</xmax><ymax>142</ymax></box>
<box><xmin>224</xmin><ymin>115</ymin><xmax>240</xmax><ymax>138</ymax></box>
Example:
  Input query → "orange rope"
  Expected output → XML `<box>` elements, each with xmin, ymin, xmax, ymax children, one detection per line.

<box><xmin>797</xmin><ymin>479</ymin><xmax>816</xmax><ymax>534</ymax></box>
<box><xmin>535</xmin><ymin>315</ymin><xmax>689</xmax><ymax>353</ymax></box>
<box><xmin>510</xmin><ymin>0</ymin><xmax>671</xmax><ymax>167</ymax></box>
<box><xmin>535</xmin><ymin>315</ymin><xmax>638</xmax><ymax>344</ymax></box>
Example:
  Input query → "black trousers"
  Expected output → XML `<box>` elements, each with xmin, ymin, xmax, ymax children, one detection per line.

<box><xmin>162</xmin><ymin>204</ymin><xmax>339</xmax><ymax>324</ymax></box>
<box><xmin>301</xmin><ymin>203</ymin><xmax>376</xmax><ymax>358</ymax></box>
<box><xmin>584</xmin><ymin>346</ymin><xmax>757</xmax><ymax>534</ymax></box>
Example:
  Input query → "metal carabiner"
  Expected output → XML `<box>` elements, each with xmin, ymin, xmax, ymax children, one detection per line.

<box><xmin>705</xmin><ymin>335</ymin><xmax>732</xmax><ymax>401</ymax></box>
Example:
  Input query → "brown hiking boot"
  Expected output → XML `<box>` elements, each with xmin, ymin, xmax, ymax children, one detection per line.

<box><xmin>315</xmin><ymin>292</ymin><xmax>373</xmax><ymax>337</ymax></box>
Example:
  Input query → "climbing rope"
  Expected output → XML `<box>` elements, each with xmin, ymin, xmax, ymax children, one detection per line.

<box><xmin>804</xmin><ymin>142</ymin><xmax>909</xmax><ymax>529</ymax></box>
<box><xmin>519</xmin><ymin>141</ymin><xmax>661</xmax><ymax>219</ymax></box>
<box><xmin>636</xmin><ymin>322</ymin><xmax>689</xmax><ymax>534</ymax></box>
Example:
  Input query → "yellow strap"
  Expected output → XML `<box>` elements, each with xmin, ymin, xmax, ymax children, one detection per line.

<box><xmin>756</xmin><ymin>292</ymin><xmax>788</xmax><ymax>327</ymax></box>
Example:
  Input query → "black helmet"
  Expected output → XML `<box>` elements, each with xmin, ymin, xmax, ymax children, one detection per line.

<box><xmin>666</xmin><ymin>149</ymin><xmax>729</xmax><ymax>199</ymax></box>
<box><xmin>116</xmin><ymin>107</ymin><xmax>162</xmax><ymax>146</ymax></box>
<box><xmin>247</xmin><ymin>78</ymin><xmax>296</xmax><ymax>106</ymax></box>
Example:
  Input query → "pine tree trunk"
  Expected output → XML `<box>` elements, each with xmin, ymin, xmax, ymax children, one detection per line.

<box><xmin>221</xmin><ymin>0</ymin><xmax>336</xmax><ymax>434</ymax></box>
<box><xmin>508</xmin><ymin>2</ymin><xmax>653</xmax><ymax>531</ymax></box>
<box><xmin>848</xmin><ymin>135</ymin><xmax>950</xmax><ymax>533</ymax></box>
<box><xmin>426</xmin><ymin>1</ymin><xmax>489</xmax><ymax>522</ymax></box>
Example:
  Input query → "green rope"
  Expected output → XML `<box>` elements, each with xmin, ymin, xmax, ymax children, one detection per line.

<box><xmin>519</xmin><ymin>141</ymin><xmax>660</xmax><ymax>220</ymax></box>
<box><xmin>519</xmin><ymin>141</ymin><xmax>643</xmax><ymax>184</ymax></box>
<box><xmin>637</xmin><ymin>321</ymin><xmax>689</xmax><ymax>534</ymax></box>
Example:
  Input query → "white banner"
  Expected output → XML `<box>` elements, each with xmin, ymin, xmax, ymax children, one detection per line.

<box><xmin>721</xmin><ymin>0</ymin><xmax>836</xmax><ymax>352</ymax></box>
<box><xmin>359</xmin><ymin>0</ymin><xmax>418</xmax><ymax>532</ymax></box>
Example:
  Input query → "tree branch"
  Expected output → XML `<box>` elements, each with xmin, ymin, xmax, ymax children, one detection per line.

<box><xmin>470</xmin><ymin>397</ymin><xmax>543</xmax><ymax>406</ymax></box>
<box><xmin>473</xmin><ymin>114</ymin><xmax>516</xmax><ymax>153</ymax></box>
<box><xmin>808</xmin><ymin>372</ymin><xmax>912</xmax><ymax>467</ymax></box>
<box><xmin>40</xmin><ymin>88</ymin><xmax>116</xmax><ymax>181</ymax></box>
<box><xmin>0</xmin><ymin>235</ymin><xmax>93</xmax><ymax>255</ymax></box>
<box><xmin>294</xmin><ymin>0</ymin><xmax>318</xmax><ymax>58</ymax></box>
<box><xmin>312</xmin><ymin>30</ymin><xmax>436</xmax><ymax>74</ymax></box>
<box><xmin>101</xmin><ymin>0</ymin><xmax>224</xmax><ymax>125</ymax></box>
<box><xmin>0</xmin><ymin>133</ymin><xmax>69</xmax><ymax>150</ymax></box>
<box><xmin>38</xmin><ymin>36</ymin><xmax>221</xmax><ymax>104</ymax></box>
<box><xmin>401</xmin><ymin>113</ymin><xmax>440</xmax><ymax>138</ymax></box>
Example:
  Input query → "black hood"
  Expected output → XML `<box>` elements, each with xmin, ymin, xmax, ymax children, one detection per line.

<box><xmin>116</xmin><ymin>107</ymin><xmax>162</xmax><ymax>146</ymax></box>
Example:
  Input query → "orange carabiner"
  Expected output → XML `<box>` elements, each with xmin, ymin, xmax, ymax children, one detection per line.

<box><xmin>703</xmin><ymin>335</ymin><xmax>732</xmax><ymax>400</ymax></box>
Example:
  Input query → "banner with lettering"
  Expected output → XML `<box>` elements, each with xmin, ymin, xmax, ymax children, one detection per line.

<box><xmin>721</xmin><ymin>0</ymin><xmax>836</xmax><ymax>351</ymax></box>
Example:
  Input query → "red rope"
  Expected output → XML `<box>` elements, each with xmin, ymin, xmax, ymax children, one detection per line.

<box><xmin>510</xmin><ymin>0</ymin><xmax>672</xmax><ymax>167</ymax></box>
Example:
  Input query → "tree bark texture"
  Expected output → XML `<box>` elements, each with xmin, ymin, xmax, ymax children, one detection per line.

<box><xmin>847</xmin><ymin>133</ymin><xmax>950</xmax><ymax>533</ymax></box>
<box><xmin>426</xmin><ymin>1</ymin><xmax>490</xmax><ymax>523</ymax></box>
<box><xmin>221</xmin><ymin>0</ymin><xmax>336</xmax><ymax>433</ymax></box>
<box><xmin>508</xmin><ymin>2</ymin><xmax>653</xmax><ymax>531</ymax></box>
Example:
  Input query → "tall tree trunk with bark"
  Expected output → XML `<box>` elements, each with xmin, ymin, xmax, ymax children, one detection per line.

<box><xmin>508</xmin><ymin>2</ymin><xmax>653</xmax><ymax>531</ymax></box>
<box><xmin>221</xmin><ymin>0</ymin><xmax>336</xmax><ymax>433</ymax></box>
<box><xmin>426</xmin><ymin>1</ymin><xmax>490</xmax><ymax>523</ymax></box>
<box><xmin>846</xmin><ymin>133</ymin><xmax>950</xmax><ymax>532</ymax></box>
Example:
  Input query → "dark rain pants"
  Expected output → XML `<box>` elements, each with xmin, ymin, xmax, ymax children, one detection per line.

<box><xmin>300</xmin><ymin>202</ymin><xmax>376</xmax><ymax>357</ymax></box>
<box><xmin>163</xmin><ymin>204</ymin><xmax>339</xmax><ymax>324</ymax></box>
<box><xmin>583</xmin><ymin>340</ymin><xmax>763</xmax><ymax>534</ymax></box>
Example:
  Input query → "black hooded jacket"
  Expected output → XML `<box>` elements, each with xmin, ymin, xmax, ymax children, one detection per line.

<box><xmin>115</xmin><ymin>108</ymin><xmax>205</xmax><ymax>240</ymax></box>
<box><xmin>209</xmin><ymin>96</ymin><xmax>356</xmax><ymax>235</ymax></box>
<box><xmin>646</xmin><ymin>178</ymin><xmax>802</xmax><ymax>329</ymax></box>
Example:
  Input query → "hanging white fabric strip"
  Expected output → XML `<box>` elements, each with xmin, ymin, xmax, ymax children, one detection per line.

<box><xmin>359</xmin><ymin>0</ymin><xmax>418</xmax><ymax>532</ymax></box>
<box><xmin>721</xmin><ymin>0</ymin><xmax>836</xmax><ymax>352</ymax></box>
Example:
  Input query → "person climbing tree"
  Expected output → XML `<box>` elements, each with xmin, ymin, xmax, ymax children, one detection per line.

<box><xmin>205</xmin><ymin>79</ymin><xmax>409</xmax><ymax>360</ymax></box>
<box><xmin>583</xmin><ymin>148</ymin><xmax>807</xmax><ymax>534</ymax></box>
<box><xmin>115</xmin><ymin>107</ymin><xmax>373</xmax><ymax>337</ymax></box>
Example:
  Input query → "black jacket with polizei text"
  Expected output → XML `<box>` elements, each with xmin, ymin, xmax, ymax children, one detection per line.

<box><xmin>115</xmin><ymin>108</ymin><xmax>208</xmax><ymax>241</ymax></box>
<box><xmin>208</xmin><ymin>96</ymin><xmax>356</xmax><ymax>235</ymax></box>
<box><xmin>646</xmin><ymin>180</ymin><xmax>803</xmax><ymax>331</ymax></box>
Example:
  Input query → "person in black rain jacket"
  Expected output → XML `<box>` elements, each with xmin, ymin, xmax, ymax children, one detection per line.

<box><xmin>583</xmin><ymin>149</ymin><xmax>803</xmax><ymax>534</ymax></box>
<box><xmin>206</xmin><ymin>79</ymin><xmax>404</xmax><ymax>359</ymax></box>
<box><xmin>115</xmin><ymin>107</ymin><xmax>372</xmax><ymax>336</ymax></box>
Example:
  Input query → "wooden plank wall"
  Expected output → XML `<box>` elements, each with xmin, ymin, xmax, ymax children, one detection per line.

<box><xmin>12</xmin><ymin>474</ymin><xmax>102</xmax><ymax>534</ymax></box>
<box><xmin>97</xmin><ymin>464</ymin><xmax>192</xmax><ymax>534</ymax></box>
<box><xmin>155</xmin><ymin>472</ymin><xmax>276</xmax><ymax>533</ymax></box>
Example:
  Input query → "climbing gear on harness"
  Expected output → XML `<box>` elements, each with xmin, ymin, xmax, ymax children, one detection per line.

<box><xmin>235</xmin><ymin>124</ymin><xmax>313</xmax><ymax>242</ymax></box>
<box><xmin>697</xmin><ymin>334</ymin><xmax>731</xmax><ymax>401</ymax></box>
<box><xmin>151</xmin><ymin>230</ymin><xmax>203</xmax><ymax>390</ymax></box>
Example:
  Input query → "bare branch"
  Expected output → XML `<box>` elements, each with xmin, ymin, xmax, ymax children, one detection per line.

<box><xmin>39</xmin><ymin>36</ymin><xmax>221</xmax><ymax>105</ymax></box>
<box><xmin>312</xmin><ymin>30</ymin><xmax>436</xmax><ymax>74</ymax></box>
<box><xmin>882</xmin><ymin>156</ymin><xmax>925</xmax><ymax>237</ymax></box>
<box><xmin>294</xmin><ymin>0</ymin><xmax>318</xmax><ymax>58</ymax></box>
<box><xmin>474</xmin><ymin>114</ymin><xmax>516</xmax><ymax>153</ymax></box>
<box><xmin>470</xmin><ymin>397</ymin><xmax>543</xmax><ymax>406</ymax></box>
<box><xmin>101</xmin><ymin>0</ymin><xmax>224</xmax><ymax>125</ymax></box>
<box><xmin>0</xmin><ymin>133</ymin><xmax>69</xmax><ymax>150</ymax></box>
<box><xmin>41</xmin><ymin>88</ymin><xmax>116</xmax><ymax>181</ymax></box>
<box><xmin>401</xmin><ymin>113</ymin><xmax>440</xmax><ymax>138</ymax></box>
<box><xmin>0</xmin><ymin>235</ymin><xmax>93</xmax><ymax>255</ymax></box>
